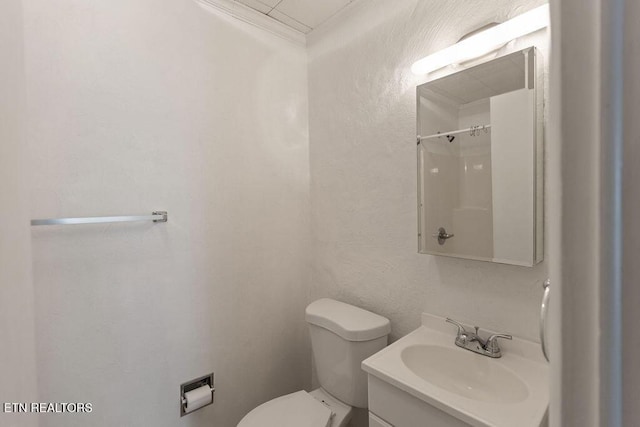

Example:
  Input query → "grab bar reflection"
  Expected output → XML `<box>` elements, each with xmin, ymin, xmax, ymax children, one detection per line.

<box><xmin>540</xmin><ymin>279</ymin><xmax>551</xmax><ymax>362</ymax></box>
<box><xmin>31</xmin><ymin>211</ymin><xmax>168</xmax><ymax>226</ymax></box>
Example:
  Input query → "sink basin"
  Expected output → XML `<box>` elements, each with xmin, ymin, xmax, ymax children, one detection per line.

<box><xmin>400</xmin><ymin>344</ymin><xmax>529</xmax><ymax>404</ymax></box>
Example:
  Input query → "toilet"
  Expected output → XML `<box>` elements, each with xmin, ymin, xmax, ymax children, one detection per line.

<box><xmin>238</xmin><ymin>298</ymin><xmax>391</xmax><ymax>427</ymax></box>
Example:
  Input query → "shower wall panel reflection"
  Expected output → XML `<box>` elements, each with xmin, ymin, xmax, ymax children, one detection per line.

<box><xmin>417</xmin><ymin>48</ymin><xmax>543</xmax><ymax>266</ymax></box>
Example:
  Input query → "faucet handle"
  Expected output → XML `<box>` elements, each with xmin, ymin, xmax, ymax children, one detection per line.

<box><xmin>484</xmin><ymin>333</ymin><xmax>513</xmax><ymax>356</ymax></box>
<box><xmin>446</xmin><ymin>318</ymin><xmax>467</xmax><ymax>335</ymax></box>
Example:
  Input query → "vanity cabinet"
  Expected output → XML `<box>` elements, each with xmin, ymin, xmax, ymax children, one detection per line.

<box><xmin>368</xmin><ymin>375</ymin><xmax>470</xmax><ymax>427</ymax></box>
<box><xmin>369</xmin><ymin>412</ymin><xmax>393</xmax><ymax>427</ymax></box>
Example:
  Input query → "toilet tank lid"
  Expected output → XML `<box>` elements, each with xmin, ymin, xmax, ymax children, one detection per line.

<box><xmin>305</xmin><ymin>299</ymin><xmax>390</xmax><ymax>342</ymax></box>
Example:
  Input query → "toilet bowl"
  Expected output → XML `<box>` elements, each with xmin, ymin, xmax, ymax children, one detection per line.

<box><xmin>237</xmin><ymin>298</ymin><xmax>390</xmax><ymax>427</ymax></box>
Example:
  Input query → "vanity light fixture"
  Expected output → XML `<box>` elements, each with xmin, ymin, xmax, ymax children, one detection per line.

<box><xmin>411</xmin><ymin>4</ymin><xmax>549</xmax><ymax>75</ymax></box>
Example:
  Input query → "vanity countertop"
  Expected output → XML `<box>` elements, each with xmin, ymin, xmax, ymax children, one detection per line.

<box><xmin>362</xmin><ymin>313</ymin><xmax>549</xmax><ymax>427</ymax></box>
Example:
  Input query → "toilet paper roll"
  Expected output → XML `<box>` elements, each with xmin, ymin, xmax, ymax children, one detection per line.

<box><xmin>183</xmin><ymin>385</ymin><xmax>213</xmax><ymax>414</ymax></box>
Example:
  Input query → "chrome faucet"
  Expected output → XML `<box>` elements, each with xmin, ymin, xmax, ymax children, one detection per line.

<box><xmin>446</xmin><ymin>318</ymin><xmax>512</xmax><ymax>358</ymax></box>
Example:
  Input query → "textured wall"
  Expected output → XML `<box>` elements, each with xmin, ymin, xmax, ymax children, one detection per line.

<box><xmin>307</xmin><ymin>0</ymin><xmax>549</xmax><ymax>344</ymax></box>
<box><xmin>23</xmin><ymin>1</ymin><xmax>310</xmax><ymax>426</ymax></box>
<box><xmin>0</xmin><ymin>1</ymin><xmax>40</xmax><ymax>426</ymax></box>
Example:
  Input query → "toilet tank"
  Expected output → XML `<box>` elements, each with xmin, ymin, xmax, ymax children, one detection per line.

<box><xmin>305</xmin><ymin>299</ymin><xmax>390</xmax><ymax>409</ymax></box>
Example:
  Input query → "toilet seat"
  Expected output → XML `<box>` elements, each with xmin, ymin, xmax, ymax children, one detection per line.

<box><xmin>237</xmin><ymin>390</ymin><xmax>333</xmax><ymax>427</ymax></box>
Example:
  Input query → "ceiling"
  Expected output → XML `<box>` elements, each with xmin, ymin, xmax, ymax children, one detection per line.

<box><xmin>234</xmin><ymin>0</ymin><xmax>355</xmax><ymax>34</ymax></box>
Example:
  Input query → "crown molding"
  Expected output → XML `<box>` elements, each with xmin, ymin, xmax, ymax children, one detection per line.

<box><xmin>196</xmin><ymin>0</ymin><xmax>306</xmax><ymax>46</ymax></box>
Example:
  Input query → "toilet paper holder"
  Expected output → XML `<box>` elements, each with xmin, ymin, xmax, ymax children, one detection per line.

<box><xmin>180</xmin><ymin>373</ymin><xmax>215</xmax><ymax>417</ymax></box>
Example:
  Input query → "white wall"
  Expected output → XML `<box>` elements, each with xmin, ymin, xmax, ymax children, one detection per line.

<box><xmin>23</xmin><ymin>1</ymin><xmax>311</xmax><ymax>426</ymax></box>
<box><xmin>0</xmin><ymin>1</ymin><xmax>40</xmax><ymax>426</ymax></box>
<box><xmin>307</xmin><ymin>0</ymin><xmax>549</xmax><ymax>346</ymax></box>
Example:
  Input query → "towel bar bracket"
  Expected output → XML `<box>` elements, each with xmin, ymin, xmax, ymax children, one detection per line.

<box><xmin>152</xmin><ymin>211</ymin><xmax>168</xmax><ymax>223</ymax></box>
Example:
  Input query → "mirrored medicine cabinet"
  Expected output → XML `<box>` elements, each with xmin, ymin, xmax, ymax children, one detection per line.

<box><xmin>417</xmin><ymin>47</ymin><xmax>543</xmax><ymax>267</ymax></box>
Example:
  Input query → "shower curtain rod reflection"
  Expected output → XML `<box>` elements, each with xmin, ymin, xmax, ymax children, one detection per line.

<box><xmin>31</xmin><ymin>211</ymin><xmax>168</xmax><ymax>226</ymax></box>
<box><xmin>419</xmin><ymin>124</ymin><xmax>491</xmax><ymax>142</ymax></box>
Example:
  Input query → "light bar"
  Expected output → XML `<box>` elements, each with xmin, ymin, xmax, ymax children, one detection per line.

<box><xmin>411</xmin><ymin>4</ymin><xmax>549</xmax><ymax>75</ymax></box>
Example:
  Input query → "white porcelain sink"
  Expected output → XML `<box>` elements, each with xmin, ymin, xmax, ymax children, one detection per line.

<box><xmin>401</xmin><ymin>344</ymin><xmax>529</xmax><ymax>404</ymax></box>
<box><xmin>362</xmin><ymin>313</ymin><xmax>549</xmax><ymax>427</ymax></box>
